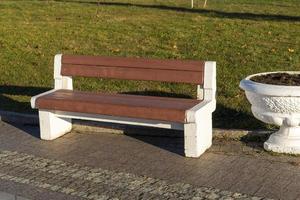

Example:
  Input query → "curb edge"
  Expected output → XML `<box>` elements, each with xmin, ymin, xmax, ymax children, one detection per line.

<box><xmin>0</xmin><ymin>110</ymin><xmax>273</xmax><ymax>139</ymax></box>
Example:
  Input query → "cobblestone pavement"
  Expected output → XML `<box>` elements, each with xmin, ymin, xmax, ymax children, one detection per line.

<box><xmin>0</xmin><ymin>121</ymin><xmax>299</xmax><ymax>199</ymax></box>
<box><xmin>0</xmin><ymin>149</ymin><xmax>266</xmax><ymax>200</ymax></box>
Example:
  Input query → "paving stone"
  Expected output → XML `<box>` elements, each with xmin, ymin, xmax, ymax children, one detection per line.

<box><xmin>0</xmin><ymin>122</ymin><xmax>299</xmax><ymax>199</ymax></box>
<box><xmin>0</xmin><ymin>148</ymin><xmax>266</xmax><ymax>200</ymax></box>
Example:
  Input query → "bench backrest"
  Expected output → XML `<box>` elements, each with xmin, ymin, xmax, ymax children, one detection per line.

<box><xmin>60</xmin><ymin>55</ymin><xmax>205</xmax><ymax>84</ymax></box>
<box><xmin>54</xmin><ymin>54</ymin><xmax>216</xmax><ymax>101</ymax></box>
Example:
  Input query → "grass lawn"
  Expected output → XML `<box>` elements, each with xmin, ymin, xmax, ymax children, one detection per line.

<box><xmin>0</xmin><ymin>0</ymin><xmax>299</xmax><ymax>129</ymax></box>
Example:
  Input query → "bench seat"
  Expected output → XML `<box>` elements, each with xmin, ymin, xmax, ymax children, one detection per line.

<box><xmin>35</xmin><ymin>89</ymin><xmax>201</xmax><ymax>123</ymax></box>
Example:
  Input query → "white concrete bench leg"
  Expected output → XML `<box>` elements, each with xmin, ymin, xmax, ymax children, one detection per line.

<box><xmin>39</xmin><ymin>110</ymin><xmax>72</xmax><ymax>140</ymax></box>
<box><xmin>184</xmin><ymin>113</ymin><xmax>212</xmax><ymax>157</ymax></box>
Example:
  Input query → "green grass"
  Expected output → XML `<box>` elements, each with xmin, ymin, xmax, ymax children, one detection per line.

<box><xmin>0</xmin><ymin>0</ymin><xmax>299</xmax><ymax>129</ymax></box>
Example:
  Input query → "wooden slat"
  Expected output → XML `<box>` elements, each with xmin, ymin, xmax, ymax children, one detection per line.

<box><xmin>36</xmin><ymin>90</ymin><xmax>200</xmax><ymax>123</ymax></box>
<box><xmin>62</xmin><ymin>55</ymin><xmax>205</xmax><ymax>72</ymax></box>
<box><xmin>61</xmin><ymin>64</ymin><xmax>203</xmax><ymax>84</ymax></box>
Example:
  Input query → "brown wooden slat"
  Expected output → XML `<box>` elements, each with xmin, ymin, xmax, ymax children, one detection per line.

<box><xmin>61</xmin><ymin>64</ymin><xmax>203</xmax><ymax>84</ymax></box>
<box><xmin>36</xmin><ymin>90</ymin><xmax>200</xmax><ymax>123</ymax></box>
<box><xmin>62</xmin><ymin>55</ymin><xmax>205</xmax><ymax>72</ymax></box>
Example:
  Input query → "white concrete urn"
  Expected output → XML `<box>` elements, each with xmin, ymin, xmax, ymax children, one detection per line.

<box><xmin>240</xmin><ymin>71</ymin><xmax>300</xmax><ymax>154</ymax></box>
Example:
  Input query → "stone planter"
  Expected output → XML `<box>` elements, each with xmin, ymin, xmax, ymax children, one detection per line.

<box><xmin>240</xmin><ymin>71</ymin><xmax>300</xmax><ymax>154</ymax></box>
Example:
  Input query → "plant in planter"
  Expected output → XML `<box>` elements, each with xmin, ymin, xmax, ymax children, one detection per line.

<box><xmin>240</xmin><ymin>72</ymin><xmax>300</xmax><ymax>154</ymax></box>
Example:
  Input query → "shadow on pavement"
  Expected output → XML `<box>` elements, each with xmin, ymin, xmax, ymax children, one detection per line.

<box><xmin>4</xmin><ymin>122</ymin><xmax>40</xmax><ymax>139</ymax></box>
<box><xmin>123</xmin><ymin>125</ymin><xmax>185</xmax><ymax>156</ymax></box>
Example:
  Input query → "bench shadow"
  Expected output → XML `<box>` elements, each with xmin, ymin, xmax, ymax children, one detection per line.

<box><xmin>0</xmin><ymin>85</ymin><xmax>51</xmax><ymax>113</ymax></box>
<box><xmin>9</xmin><ymin>123</ymin><xmax>41</xmax><ymax>139</ymax></box>
<box><xmin>74</xmin><ymin>119</ymin><xmax>185</xmax><ymax>156</ymax></box>
<box><xmin>52</xmin><ymin>0</ymin><xmax>300</xmax><ymax>22</ymax></box>
<box><xmin>0</xmin><ymin>85</ymin><xmax>51</xmax><ymax>138</ymax></box>
<box><xmin>124</xmin><ymin>126</ymin><xmax>185</xmax><ymax>156</ymax></box>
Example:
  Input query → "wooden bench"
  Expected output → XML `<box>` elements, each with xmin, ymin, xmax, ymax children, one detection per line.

<box><xmin>31</xmin><ymin>54</ymin><xmax>216</xmax><ymax>157</ymax></box>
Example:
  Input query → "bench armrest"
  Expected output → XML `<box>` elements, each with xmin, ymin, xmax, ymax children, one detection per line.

<box><xmin>31</xmin><ymin>89</ymin><xmax>57</xmax><ymax>109</ymax></box>
<box><xmin>185</xmin><ymin>100</ymin><xmax>216</xmax><ymax>123</ymax></box>
<box><xmin>185</xmin><ymin>61</ymin><xmax>217</xmax><ymax>123</ymax></box>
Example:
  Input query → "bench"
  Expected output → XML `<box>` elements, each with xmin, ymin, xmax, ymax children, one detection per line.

<box><xmin>31</xmin><ymin>54</ymin><xmax>216</xmax><ymax>157</ymax></box>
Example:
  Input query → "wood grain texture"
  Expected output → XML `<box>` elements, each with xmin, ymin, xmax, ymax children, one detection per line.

<box><xmin>61</xmin><ymin>55</ymin><xmax>204</xmax><ymax>84</ymax></box>
<box><xmin>36</xmin><ymin>90</ymin><xmax>201</xmax><ymax>123</ymax></box>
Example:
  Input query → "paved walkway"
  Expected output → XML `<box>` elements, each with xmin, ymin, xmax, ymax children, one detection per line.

<box><xmin>0</xmin><ymin>121</ymin><xmax>299</xmax><ymax>200</ymax></box>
